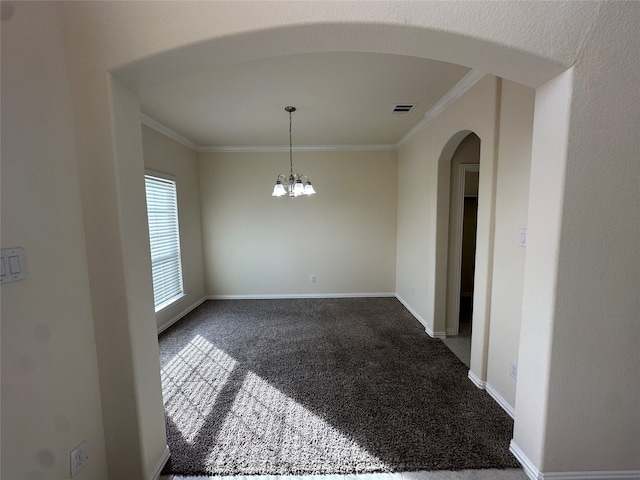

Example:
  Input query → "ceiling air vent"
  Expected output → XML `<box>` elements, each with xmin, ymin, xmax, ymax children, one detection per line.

<box><xmin>391</xmin><ymin>104</ymin><xmax>416</xmax><ymax>114</ymax></box>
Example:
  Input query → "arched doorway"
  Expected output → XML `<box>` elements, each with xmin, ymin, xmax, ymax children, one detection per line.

<box><xmin>78</xmin><ymin>4</ymin><xmax>589</xmax><ymax>477</ymax></box>
<box><xmin>439</xmin><ymin>133</ymin><xmax>480</xmax><ymax>367</ymax></box>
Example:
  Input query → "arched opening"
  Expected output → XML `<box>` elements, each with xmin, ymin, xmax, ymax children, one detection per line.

<box><xmin>91</xmin><ymin>8</ymin><xmax>581</xmax><ymax>478</ymax></box>
<box><xmin>442</xmin><ymin>133</ymin><xmax>481</xmax><ymax>367</ymax></box>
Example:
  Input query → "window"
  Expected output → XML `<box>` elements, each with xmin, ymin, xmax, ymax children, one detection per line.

<box><xmin>144</xmin><ymin>173</ymin><xmax>184</xmax><ymax>311</ymax></box>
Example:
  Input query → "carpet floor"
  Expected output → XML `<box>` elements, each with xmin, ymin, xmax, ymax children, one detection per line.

<box><xmin>158</xmin><ymin>298</ymin><xmax>519</xmax><ymax>476</ymax></box>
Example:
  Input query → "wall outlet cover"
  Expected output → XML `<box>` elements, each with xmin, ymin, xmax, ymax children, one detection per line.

<box><xmin>70</xmin><ymin>440</ymin><xmax>88</xmax><ymax>477</ymax></box>
<box><xmin>509</xmin><ymin>361</ymin><xmax>518</xmax><ymax>380</ymax></box>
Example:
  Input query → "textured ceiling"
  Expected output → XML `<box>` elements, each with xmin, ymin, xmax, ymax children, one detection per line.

<box><xmin>139</xmin><ymin>52</ymin><xmax>470</xmax><ymax>148</ymax></box>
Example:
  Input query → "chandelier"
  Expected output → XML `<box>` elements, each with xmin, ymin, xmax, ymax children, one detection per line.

<box><xmin>272</xmin><ymin>106</ymin><xmax>316</xmax><ymax>197</ymax></box>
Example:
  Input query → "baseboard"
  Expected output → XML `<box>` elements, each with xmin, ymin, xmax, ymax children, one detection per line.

<box><xmin>157</xmin><ymin>296</ymin><xmax>207</xmax><ymax>334</ymax></box>
<box><xmin>207</xmin><ymin>292</ymin><xmax>396</xmax><ymax>300</ymax></box>
<box><xmin>467</xmin><ymin>374</ymin><xmax>515</xmax><ymax>419</ymax></box>
<box><xmin>147</xmin><ymin>445</ymin><xmax>170</xmax><ymax>480</ymax></box>
<box><xmin>159</xmin><ymin>294</ymin><xmax>396</xmax><ymax>332</ymax></box>
<box><xmin>395</xmin><ymin>294</ymin><xmax>446</xmax><ymax>338</ymax></box>
<box><xmin>467</xmin><ymin>370</ymin><xmax>486</xmax><ymax>389</ymax></box>
<box><xmin>510</xmin><ymin>441</ymin><xmax>540</xmax><ymax>480</ymax></box>
<box><xmin>509</xmin><ymin>441</ymin><xmax>640</xmax><ymax>480</ymax></box>
<box><xmin>539</xmin><ymin>473</ymin><xmax>640</xmax><ymax>480</ymax></box>
<box><xmin>485</xmin><ymin>382</ymin><xmax>515</xmax><ymax>419</ymax></box>
<box><xmin>540</xmin><ymin>472</ymin><xmax>640</xmax><ymax>479</ymax></box>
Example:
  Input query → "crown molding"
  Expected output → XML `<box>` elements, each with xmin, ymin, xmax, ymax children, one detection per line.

<box><xmin>141</xmin><ymin>114</ymin><xmax>395</xmax><ymax>153</ymax></box>
<box><xmin>396</xmin><ymin>69</ymin><xmax>486</xmax><ymax>148</ymax></box>
<box><xmin>199</xmin><ymin>144</ymin><xmax>396</xmax><ymax>153</ymax></box>
<box><xmin>142</xmin><ymin>71</ymin><xmax>486</xmax><ymax>154</ymax></box>
<box><xmin>140</xmin><ymin>113</ymin><xmax>199</xmax><ymax>151</ymax></box>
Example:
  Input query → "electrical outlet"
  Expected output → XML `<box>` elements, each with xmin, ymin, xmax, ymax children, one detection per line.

<box><xmin>310</xmin><ymin>274</ymin><xmax>316</xmax><ymax>284</ymax></box>
<box><xmin>509</xmin><ymin>361</ymin><xmax>518</xmax><ymax>380</ymax></box>
<box><xmin>70</xmin><ymin>440</ymin><xmax>88</xmax><ymax>477</ymax></box>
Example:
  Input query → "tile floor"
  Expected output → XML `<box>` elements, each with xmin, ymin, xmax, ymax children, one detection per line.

<box><xmin>160</xmin><ymin>470</ymin><xmax>529</xmax><ymax>480</ymax></box>
<box><xmin>440</xmin><ymin>297</ymin><xmax>473</xmax><ymax>367</ymax></box>
<box><xmin>440</xmin><ymin>334</ymin><xmax>471</xmax><ymax>367</ymax></box>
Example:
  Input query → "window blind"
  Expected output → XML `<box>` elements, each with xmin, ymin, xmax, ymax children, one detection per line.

<box><xmin>144</xmin><ymin>174</ymin><xmax>184</xmax><ymax>311</ymax></box>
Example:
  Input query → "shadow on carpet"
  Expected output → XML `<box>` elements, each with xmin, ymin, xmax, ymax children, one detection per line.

<box><xmin>158</xmin><ymin>298</ymin><xmax>519</xmax><ymax>476</ymax></box>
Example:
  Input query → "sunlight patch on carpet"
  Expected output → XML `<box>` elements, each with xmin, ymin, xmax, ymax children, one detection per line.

<box><xmin>161</xmin><ymin>334</ymin><xmax>236</xmax><ymax>443</ymax></box>
<box><xmin>207</xmin><ymin>370</ymin><xmax>389</xmax><ymax>473</ymax></box>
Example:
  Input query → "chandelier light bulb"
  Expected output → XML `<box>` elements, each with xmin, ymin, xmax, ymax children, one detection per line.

<box><xmin>304</xmin><ymin>181</ymin><xmax>316</xmax><ymax>195</ymax></box>
<box><xmin>272</xmin><ymin>181</ymin><xmax>286</xmax><ymax>197</ymax></box>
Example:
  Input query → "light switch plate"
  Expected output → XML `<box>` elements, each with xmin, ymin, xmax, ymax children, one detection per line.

<box><xmin>0</xmin><ymin>247</ymin><xmax>26</xmax><ymax>283</ymax></box>
<box><xmin>518</xmin><ymin>228</ymin><xmax>527</xmax><ymax>247</ymax></box>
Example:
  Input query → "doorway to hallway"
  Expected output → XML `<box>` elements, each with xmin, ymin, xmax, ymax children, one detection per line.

<box><xmin>459</xmin><ymin>193</ymin><xmax>478</xmax><ymax>335</ymax></box>
<box><xmin>442</xmin><ymin>133</ymin><xmax>480</xmax><ymax>367</ymax></box>
<box><xmin>443</xmin><ymin>190</ymin><xmax>478</xmax><ymax>367</ymax></box>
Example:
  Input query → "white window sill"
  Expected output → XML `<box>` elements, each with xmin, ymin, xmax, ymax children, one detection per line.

<box><xmin>155</xmin><ymin>293</ymin><xmax>186</xmax><ymax>313</ymax></box>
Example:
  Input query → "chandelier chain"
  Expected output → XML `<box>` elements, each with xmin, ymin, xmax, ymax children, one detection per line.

<box><xmin>289</xmin><ymin>109</ymin><xmax>293</xmax><ymax>174</ymax></box>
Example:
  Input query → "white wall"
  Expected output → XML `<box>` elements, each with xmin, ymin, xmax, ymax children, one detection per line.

<box><xmin>514</xmin><ymin>2</ymin><xmax>640</xmax><ymax>472</ymax></box>
<box><xmin>95</xmin><ymin>76</ymin><xmax>169</xmax><ymax>480</ymax></box>
<box><xmin>486</xmin><ymin>80</ymin><xmax>535</xmax><ymax>411</ymax></box>
<box><xmin>0</xmin><ymin>3</ymin><xmax>108</xmax><ymax>478</ymax></box>
<box><xmin>512</xmin><ymin>64</ymin><xmax>573</xmax><ymax>477</ymax></box>
<box><xmin>199</xmin><ymin>150</ymin><xmax>397</xmax><ymax>297</ymax></box>
<box><xmin>141</xmin><ymin>125</ymin><xmax>206</xmax><ymax>330</ymax></box>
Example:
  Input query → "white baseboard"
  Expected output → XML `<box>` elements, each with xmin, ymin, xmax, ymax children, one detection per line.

<box><xmin>207</xmin><ymin>292</ymin><xmax>396</xmax><ymax>300</ymax></box>
<box><xmin>509</xmin><ymin>441</ymin><xmax>640</xmax><ymax>480</ymax></box>
<box><xmin>395</xmin><ymin>294</ymin><xmax>446</xmax><ymax>338</ymax></box>
<box><xmin>540</xmin><ymin>472</ymin><xmax>640</xmax><ymax>479</ymax></box>
<box><xmin>159</xmin><ymin>294</ymin><xmax>448</xmax><ymax>341</ymax></box>
<box><xmin>157</xmin><ymin>296</ymin><xmax>207</xmax><ymax>334</ymax></box>
<box><xmin>468</xmin><ymin>370</ymin><xmax>486</xmax><ymax>389</ymax></box>
<box><xmin>147</xmin><ymin>445</ymin><xmax>170</xmax><ymax>480</ymax></box>
<box><xmin>510</xmin><ymin>441</ymin><xmax>540</xmax><ymax>480</ymax></box>
<box><xmin>485</xmin><ymin>382</ymin><xmax>515</xmax><ymax>419</ymax></box>
<box><xmin>467</xmin><ymin>373</ymin><xmax>514</xmax><ymax>419</ymax></box>
<box><xmin>540</xmin><ymin>473</ymin><xmax>640</xmax><ymax>480</ymax></box>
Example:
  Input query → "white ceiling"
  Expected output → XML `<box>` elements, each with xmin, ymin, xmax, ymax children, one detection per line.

<box><xmin>139</xmin><ymin>52</ymin><xmax>470</xmax><ymax>148</ymax></box>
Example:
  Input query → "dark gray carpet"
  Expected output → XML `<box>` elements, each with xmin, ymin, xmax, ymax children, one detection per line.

<box><xmin>159</xmin><ymin>297</ymin><xmax>519</xmax><ymax>476</ymax></box>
